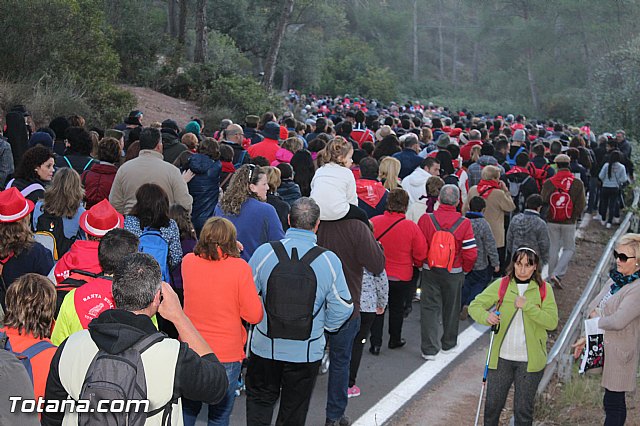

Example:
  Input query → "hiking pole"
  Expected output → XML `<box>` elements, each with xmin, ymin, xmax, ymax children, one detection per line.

<box><xmin>474</xmin><ymin>313</ymin><xmax>500</xmax><ymax>426</ymax></box>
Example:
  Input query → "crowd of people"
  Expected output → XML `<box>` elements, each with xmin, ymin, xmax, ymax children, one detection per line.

<box><xmin>0</xmin><ymin>96</ymin><xmax>637</xmax><ymax>426</ymax></box>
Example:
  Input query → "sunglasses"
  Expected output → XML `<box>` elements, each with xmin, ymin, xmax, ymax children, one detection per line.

<box><xmin>248</xmin><ymin>164</ymin><xmax>257</xmax><ymax>181</ymax></box>
<box><xmin>613</xmin><ymin>250</ymin><xmax>636</xmax><ymax>262</ymax></box>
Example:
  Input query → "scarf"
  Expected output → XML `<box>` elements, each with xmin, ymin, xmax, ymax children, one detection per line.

<box><xmin>549</xmin><ymin>169</ymin><xmax>574</xmax><ymax>191</ymax></box>
<box><xmin>609</xmin><ymin>268</ymin><xmax>640</xmax><ymax>295</ymax></box>
<box><xmin>221</xmin><ymin>161</ymin><xmax>235</xmax><ymax>173</ymax></box>
<box><xmin>506</xmin><ymin>166</ymin><xmax>529</xmax><ymax>176</ymax></box>
<box><xmin>476</xmin><ymin>179</ymin><xmax>500</xmax><ymax>199</ymax></box>
<box><xmin>465</xmin><ymin>211</ymin><xmax>484</xmax><ymax>219</ymax></box>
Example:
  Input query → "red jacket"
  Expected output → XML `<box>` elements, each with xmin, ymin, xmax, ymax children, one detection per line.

<box><xmin>82</xmin><ymin>163</ymin><xmax>117</xmax><ymax>209</ymax></box>
<box><xmin>460</xmin><ymin>140</ymin><xmax>482</xmax><ymax>162</ymax></box>
<box><xmin>54</xmin><ymin>240</ymin><xmax>101</xmax><ymax>284</ymax></box>
<box><xmin>372</xmin><ymin>212</ymin><xmax>427</xmax><ymax>281</ymax></box>
<box><xmin>417</xmin><ymin>204</ymin><xmax>477</xmax><ymax>273</ymax></box>
<box><xmin>247</xmin><ymin>138</ymin><xmax>280</xmax><ymax>163</ymax></box>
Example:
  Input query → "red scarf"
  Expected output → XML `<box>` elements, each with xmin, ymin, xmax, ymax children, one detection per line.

<box><xmin>506</xmin><ymin>166</ymin><xmax>530</xmax><ymax>175</ymax></box>
<box><xmin>221</xmin><ymin>161</ymin><xmax>235</xmax><ymax>173</ymax></box>
<box><xmin>476</xmin><ymin>179</ymin><xmax>500</xmax><ymax>199</ymax></box>
<box><xmin>549</xmin><ymin>169</ymin><xmax>574</xmax><ymax>191</ymax></box>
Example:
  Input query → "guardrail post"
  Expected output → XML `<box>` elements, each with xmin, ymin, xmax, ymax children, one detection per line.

<box><xmin>557</xmin><ymin>353</ymin><xmax>573</xmax><ymax>383</ymax></box>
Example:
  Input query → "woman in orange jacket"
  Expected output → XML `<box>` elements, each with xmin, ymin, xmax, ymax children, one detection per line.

<box><xmin>181</xmin><ymin>217</ymin><xmax>263</xmax><ymax>426</ymax></box>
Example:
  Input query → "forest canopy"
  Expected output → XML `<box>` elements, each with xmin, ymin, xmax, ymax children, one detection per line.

<box><xmin>1</xmin><ymin>0</ymin><xmax>640</xmax><ymax>134</ymax></box>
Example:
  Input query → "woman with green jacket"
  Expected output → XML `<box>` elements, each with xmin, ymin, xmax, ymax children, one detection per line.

<box><xmin>469</xmin><ymin>247</ymin><xmax>558</xmax><ymax>426</ymax></box>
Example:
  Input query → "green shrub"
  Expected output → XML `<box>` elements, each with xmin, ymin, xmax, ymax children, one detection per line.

<box><xmin>202</xmin><ymin>75</ymin><xmax>282</xmax><ymax>122</ymax></box>
<box><xmin>0</xmin><ymin>78</ymin><xmax>134</xmax><ymax>129</ymax></box>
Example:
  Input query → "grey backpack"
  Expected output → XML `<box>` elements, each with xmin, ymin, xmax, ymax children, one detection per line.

<box><xmin>78</xmin><ymin>332</ymin><xmax>174</xmax><ymax>426</ymax></box>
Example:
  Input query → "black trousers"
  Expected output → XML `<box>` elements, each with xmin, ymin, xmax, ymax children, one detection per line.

<box><xmin>245</xmin><ymin>353</ymin><xmax>320</xmax><ymax>426</ymax></box>
<box><xmin>604</xmin><ymin>388</ymin><xmax>626</xmax><ymax>426</ymax></box>
<box><xmin>370</xmin><ymin>279</ymin><xmax>413</xmax><ymax>346</ymax></box>
<box><xmin>349</xmin><ymin>312</ymin><xmax>376</xmax><ymax>387</ymax></box>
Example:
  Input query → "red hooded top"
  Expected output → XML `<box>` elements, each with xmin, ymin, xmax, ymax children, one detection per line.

<box><xmin>54</xmin><ymin>240</ymin><xmax>101</xmax><ymax>284</ymax></box>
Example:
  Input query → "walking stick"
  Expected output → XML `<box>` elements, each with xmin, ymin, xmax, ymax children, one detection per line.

<box><xmin>474</xmin><ymin>314</ymin><xmax>500</xmax><ymax>426</ymax></box>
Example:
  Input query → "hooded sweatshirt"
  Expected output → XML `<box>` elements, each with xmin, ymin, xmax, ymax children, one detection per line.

<box><xmin>356</xmin><ymin>178</ymin><xmax>388</xmax><ymax>218</ymax></box>
<box><xmin>161</xmin><ymin>128</ymin><xmax>187</xmax><ymax>164</ymax></box>
<box><xmin>401</xmin><ymin>167</ymin><xmax>432</xmax><ymax>203</ymax></box>
<box><xmin>42</xmin><ymin>309</ymin><xmax>228</xmax><ymax>426</ymax></box>
<box><xmin>54</xmin><ymin>240</ymin><xmax>101</xmax><ymax>284</ymax></box>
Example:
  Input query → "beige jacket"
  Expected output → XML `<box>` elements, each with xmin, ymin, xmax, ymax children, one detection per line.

<box><xmin>463</xmin><ymin>185</ymin><xmax>515</xmax><ymax>248</ymax></box>
<box><xmin>587</xmin><ymin>278</ymin><xmax>640</xmax><ymax>392</ymax></box>
<box><xmin>109</xmin><ymin>150</ymin><xmax>193</xmax><ymax>214</ymax></box>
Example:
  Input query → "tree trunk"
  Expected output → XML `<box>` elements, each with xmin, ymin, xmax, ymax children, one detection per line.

<box><xmin>178</xmin><ymin>0</ymin><xmax>187</xmax><ymax>46</ymax></box>
<box><xmin>526</xmin><ymin>47</ymin><xmax>540</xmax><ymax>113</ymax></box>
<box><xmin>438</xmin><ymin>0</ymin><xmax>444</xmax><ymax>80</ymax></box>
<box><xmin>412</xmin><ymin>0</ymin><xmax>419</xmax><ymax>81</ymax></box>
<box><xmin>451</xmin><ymin>24</ymin><xmax>458</xmax><ymax>88</ymax></box>
<box><xmin>168</xmin><ymin>0</ymin><xmax>177</xmax><ymax>37</ymax></box>
<box><xmin>262</xmin><ymin>0</ymin><xmax>295</xmax><ymax>90</ymax></box>
<box><xmin>281</xmin><ymin>68</ymin><xmax>290</xmax><ymax>92</ymax></box>
<box><xmin>194</xmin><ymin>0</ymin><xmax>207</xmax><ymax>63</ymax></box>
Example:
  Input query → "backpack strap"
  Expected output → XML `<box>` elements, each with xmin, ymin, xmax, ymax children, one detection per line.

<box><xmin>448</xmin><ymin>216</ymin><xmax>465</xmax><ymax>234</ymax></box>
<box><xmin>4</xmin><ymin>178</ymin><xmax>14</xmax><ymax>190</ymax></box>
<box><xmin>0</xmin><ymin>331</ymin><xmax>9</xmax><ymax>350</ymax></box>
<box><xmin>132</xmin><ymin>332</ymin><xmax>165</xmax><ymax>354</ymax></box>
<box><xmin>429</xmin><ymin>213</ymin><xmax>441</xmax><ymax>231</ymax></box>
<box><xmin>20</xmin><ymin>183</ymin><xmax>45</xmax><ymax>198</ymax></box>
<box><xmin>376</xmin><ymin>218</ymin><xmax>404</xmax><ymax>241</ymax></box>
<box><xmin>69</xmin><ymin>269</ymin><xmax>112</xmax><ymax>281</ymax></box>
<box><xmin>496</xmin><ymin>276</ymin><xmax>510</xmax><ymax>310</ymax></box>
<box><xmin>20</xmin><ymin>340</ymin><xmax>55</xmax><ymax>360</ymax></box>
<box><xmin>300</xmin><ymin>245</ymin><xmax>327</xmax><ymax>266</ymax></box>
<box><xmin>63</xmin><ymin>156</ymin><xmax>72</xmax><ymax>168</ymax></box>
<box><xmin>82</xmin><ymin>158</ymin><xmax>94</xmax><ymax>171</ymax></box>
<box><xmin>269</xmin><ymin>241</ymin><xmax>290</xmax><ymax>263</ymax></box>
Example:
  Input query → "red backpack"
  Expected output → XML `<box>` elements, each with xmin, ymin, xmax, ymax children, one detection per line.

<box><xmin>548</xmin><ymin>176</ymin><xmax>574</xmax><ymax>222</ymax></box>
<box><xmin>427</xmin><ymin>214</ymin><xmax>464</xmax><ymax>272</ymax></box>
<box><xmin>527</xmin><ymin>162</ymin><xmax>550</xmax><ymax>191</ymax></box>
<box><xmin>496</xmin><ymin>276</ymin><xmax>547</xmax><ymax>310</ymax></box>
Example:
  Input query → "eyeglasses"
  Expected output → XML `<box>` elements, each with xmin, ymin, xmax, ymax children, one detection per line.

<box><xmin>248</xmin><ymin>164</ymin><xmax>257</xmax><ymax>181</ymax></box>
<box><xmin>613</xmin><ymin>250</ymin><xmax>636</xmax><ymax>262</ymax></box>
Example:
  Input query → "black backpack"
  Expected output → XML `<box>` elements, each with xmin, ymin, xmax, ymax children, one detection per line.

<box><xmin>507</xmin><ymin>175</ymin><xmax>533</xmax><ymax>213</ymax></box>
<box><xmin>78</xmin><ymin>332</ymin><xmax>174</xmax><ymax>426</ymax></box>
<box><xmin>265</xmin><ymin>242</ymin><xmax>326</xmax><ymax>340</ymax></box>
<box><xmin>35</xmin><ymin>209</ymin><xmax>76</xmax><ymax>261</ymax></box>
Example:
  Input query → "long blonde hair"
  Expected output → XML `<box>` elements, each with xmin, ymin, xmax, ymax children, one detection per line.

<box><xmin>379</xmin><ymin>157</ymin><xmax>401</xmax><ymax>190</ymax></box>
<box><xmin>43</xmin><ymin>168</ymin><xmax>84</xmax><ymax>218</ymax></box>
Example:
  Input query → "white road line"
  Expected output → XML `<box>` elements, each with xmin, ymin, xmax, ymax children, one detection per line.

<box><xmin>353</xmin><ymin>323</ymin><xmax>490</xmax><ymax>426</ymax></box>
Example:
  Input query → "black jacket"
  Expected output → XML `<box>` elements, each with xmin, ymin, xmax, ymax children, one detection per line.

<box><xmin>54</xmin><ymin>153</ymin><xmax>95</xmax><ymax>175</ymax></box>
<box><xmin>41</xmin><ymin>309</ymin><xmax>228</xmax><ymax>426</ymax></box>
<box><xmin>162</xmin><ymin>129</ymin><xmax>187</xmax><ymax>164</ymax></box>
<box><xmin>267</xmin><ymin>192</ymin><xmax>290</xmax><ymax>232</ymax></box>
<box><xmin>277</xmin><ymin>179</ymin><xmax>302</xmax><ymax>207</ymax></box>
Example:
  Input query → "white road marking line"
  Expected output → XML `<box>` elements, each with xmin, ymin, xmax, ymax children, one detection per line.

<box><xmin>353</xmin><ymin>323</ymin><xmax>490</xmax><ymax>426</ymax></box>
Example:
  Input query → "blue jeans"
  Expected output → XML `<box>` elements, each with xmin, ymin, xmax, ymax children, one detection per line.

<box><xmin>183</xmin><ymin>361</ymin><xmax>241</xmax><ymax>426</ymax></box>
<box><xmin>462</xmin><ymin>267</ymin><xmax>493</xmax><ymax>307</ymax></box>
<box><xmin>326</xmin><ymin>316</ymin><xmax>360</xmax><ymax>421</ymax></box>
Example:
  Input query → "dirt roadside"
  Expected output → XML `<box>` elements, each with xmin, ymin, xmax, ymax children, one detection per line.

<box><xmin>119</xmin><ymin>85</ymin><xmax>201</xmax><ymax>130</ymax></box>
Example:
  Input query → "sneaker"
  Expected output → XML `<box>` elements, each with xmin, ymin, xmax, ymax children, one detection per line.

<box><xmin>601</xmin><ymin>219</ymin><xmax>607</xmax><ymax>226</ymax></box>
<box><xmin>606</xmin><ymin>223</ymin><xmax>612</xmax><ymax>229</ymax></box>
<box><xmin>593</xmin><ymin>214</ymin><xmax>602</xmax><ymax>221</ymax></box>
<box><xmin>347</xmin><ymin>385</ymin><xmax>361</xmax><ymax>398</ymax></box>
<box><xmin>613</xmin><ymin>217</ymin><xmax>622</xmax><ymax>225</ymax></box>
<box><xmin>421</xmin><ymin>353</ymin><xmax>436</xmax><ymax>361</ymax></box>
<box><xmin>441</xmin><ymin>345</ymin><xmax>458</xmax><ymax>355</ymax></box>
<box><xmin>325</xmin><ymin>415</ymin><xmax>351</xmax><ymax>426</ymax></box>
<box><xmin>459</xmin><ymin>305</ymin><xmax>469</xmax><ymax>321</ymax></box>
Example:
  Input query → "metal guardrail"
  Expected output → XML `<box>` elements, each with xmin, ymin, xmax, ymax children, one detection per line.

<box><xmin>537</xmin><ymin>189</ymin><xmax>640</xmax><ymax>394</ymax></box>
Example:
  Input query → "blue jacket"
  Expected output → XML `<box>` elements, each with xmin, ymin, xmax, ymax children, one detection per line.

<box><xmin>248</xmin><ymin>228</ymin><xmax>353</xmax><ymax>362</ymax></box>
<box><xmin>393</xmin><ymin>148</ymin><xmax>424</xmax><ymax>179</ymax></box>
<box><xmin>214</xmin><ymin>198</ymin><xmax>285</xmax><ymax>261</ymax></box>
<box><xmin>187</xmin><ymin>153</ymin><xmax>221</xmax><ymax>233</ymax></box>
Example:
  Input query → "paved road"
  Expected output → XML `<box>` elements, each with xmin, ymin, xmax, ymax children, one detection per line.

<box><xmin>196</xmin><ymin>299</ymin><xmax>478</xmax><ymax>425</ymax></box>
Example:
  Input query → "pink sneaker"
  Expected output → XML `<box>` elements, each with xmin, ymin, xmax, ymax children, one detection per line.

<box><xmin>347</xmin><ymin>385</ymin><xmax>361</xmax><ymax>398</ymax></box>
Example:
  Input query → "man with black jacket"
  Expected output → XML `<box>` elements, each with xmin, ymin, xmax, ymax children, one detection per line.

<box><xmin>42</xmin><ymin>253</ymin><xmax>228</xmax><ymax>425</ymax></box>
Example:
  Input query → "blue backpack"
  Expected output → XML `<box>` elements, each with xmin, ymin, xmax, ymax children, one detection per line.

<box><xmin>506</xmin><ymin>146</ymin><xmax>526</xmax><ymax>167</ymax></box>
<box><xmin>139</xmin><ymin>228</ymin><xmax>170</xmax><ymax>282</ymax></box>
<box><xmin>0</xmin><ymin>331</ymin><xmax>55</xmax><ymax>383</ymax></box>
